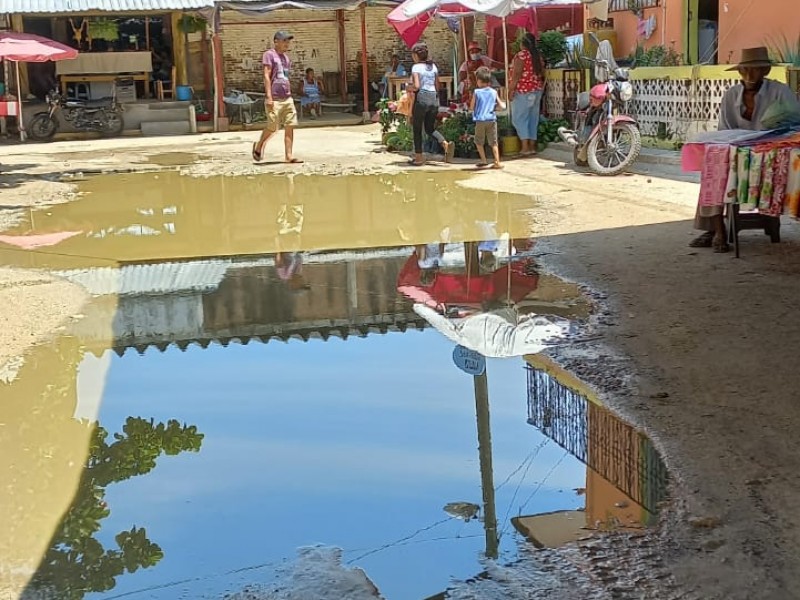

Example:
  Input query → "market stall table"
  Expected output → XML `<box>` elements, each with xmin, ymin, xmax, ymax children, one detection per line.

<box><xmin>56</xmin><ymin>51</ymin><xmax>152</xmax><ymax>99</ymax></box>
<box><xmin>682</xmin><ymin>128</ymin><xmax>800</xmax><ymax>257</ymax></box>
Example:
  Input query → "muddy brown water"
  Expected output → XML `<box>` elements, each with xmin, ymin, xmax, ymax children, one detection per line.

<box><xmin>0</xmin><ymin>171</ymin><xmax>667</xmax><ymax>599</ymax></box>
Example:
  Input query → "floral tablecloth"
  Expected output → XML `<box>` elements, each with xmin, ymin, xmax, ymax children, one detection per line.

<box><xmin>682</xmin><ymin>129</ymin><xmax>800</xmax><ymax>217</ymax></box>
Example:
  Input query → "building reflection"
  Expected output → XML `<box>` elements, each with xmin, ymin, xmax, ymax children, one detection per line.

<box><xmin>515</xmin><ymin>355</ymin><xmax>669</xmax><ymax>546</ymax></box>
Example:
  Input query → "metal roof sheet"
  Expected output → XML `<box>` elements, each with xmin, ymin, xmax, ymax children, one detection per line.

<box><xmin>0</xmin><ymin>0</ymin><xmax>213</xmax><ymax>13</ymax></box>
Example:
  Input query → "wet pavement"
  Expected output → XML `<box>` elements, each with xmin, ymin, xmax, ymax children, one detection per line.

<box><xmin>0</xmin><ymin>168</ymin><xmax>668</xmax><ymax>599</ymax></box>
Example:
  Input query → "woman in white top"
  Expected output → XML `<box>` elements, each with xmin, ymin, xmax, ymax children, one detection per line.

<box><xmin>410</xmin><ymin>43</ymin><xmax>453</xmax><ymax>166</ymax></box>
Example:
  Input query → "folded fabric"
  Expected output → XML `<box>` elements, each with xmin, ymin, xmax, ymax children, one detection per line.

<box><xmin>761</xmin><ymin>101</ymin><xmax>800</xmax><ymax>130</ymax></box>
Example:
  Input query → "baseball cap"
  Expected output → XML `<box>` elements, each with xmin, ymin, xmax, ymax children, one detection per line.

<box><xmin>274</xmin><ymin>30</ymin><xmax>294</xmax><ymax>41</ymax></box>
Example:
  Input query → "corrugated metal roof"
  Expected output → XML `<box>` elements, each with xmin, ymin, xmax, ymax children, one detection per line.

<box><xmin>0</xmin><ymin>0</ymin><xmax>213</xmax><ymax>13</ymax></box>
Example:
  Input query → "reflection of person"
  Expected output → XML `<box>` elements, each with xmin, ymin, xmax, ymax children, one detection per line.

<box><xmin>410</xmin><ymin>43</ymin><xmax>454</xmax><ymax>167</ymax></box>
<box><xmin>458</xmin><ymin>41</ymin><xmax>498</xmax><ymax>103</ymax></box>
<box><xmin>690</xmin><ymin>47</ymin><xmax>800</xmax><ymax>253</ymax></box>
<box><xmin>508</xmin><ymin>33</ymin><xmax>545</xmax><ymax>157</ymax></box>
<box><xmin>470</xmin><ymin>67</ymin><xmax>505</xmax><ymax>170</ymax></box>
<box><xmin>299</xmin><ymin>68</ymin><xmax>325</xmax><ymax>119</ymax></box>
<box><xmin>252</xmin><ymin>31</ymin><xmax>302</xmax><ymax>164</ymax></box>
<box><xmin>275</xmin><ymin>252</ymin><xmax>310</xmax><ymax>291</ymax></box>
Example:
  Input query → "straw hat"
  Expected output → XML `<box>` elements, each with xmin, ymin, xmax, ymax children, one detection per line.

<box><xmin>726</xmin><ymin>46</ymin><xmax>773</xmax><ymax>71</ymax></box>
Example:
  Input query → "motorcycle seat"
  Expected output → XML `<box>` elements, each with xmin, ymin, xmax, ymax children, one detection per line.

<box><xmin>66</xmin><ymin>98</ymin><xmax>114</xmax><ymax>109</ymax></box>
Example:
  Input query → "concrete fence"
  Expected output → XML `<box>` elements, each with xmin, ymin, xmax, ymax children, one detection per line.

<box><xmin>544</xmin><ymin>65</ymin><xmax>800</xmax><ymax>143</ymax></box>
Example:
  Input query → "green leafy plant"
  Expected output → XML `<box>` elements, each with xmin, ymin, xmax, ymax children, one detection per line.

<box><xmin>510</xmin><ymin>28</ymin><xmax>526</xmax><ymax>57</ymax></box>
<box><xmin>768</xmin><ymin>34</ymin><xmax>800</xmax><ymax>66</ymax></box>
<box><xmin>376</xmin><ymin>98</ymin><xmax>402</xmax><ymax>135</ymax></box>
<box><xmin>565</xmin><ymin>41</ymin><xmax>590</xmax><ymax>71</ymax></box>
<box><xmin>179</xmin><ymin>14</ymin><xmax>207</xmax><ymax>35</ymax></box>
<box><xmin>497</xmin><ymin>114</ymin><xmax>515</xmax><ymax>136</ymax></box>
<box><xmin>87</xmin><ymin>18</ymin><xmax>119</xmax><ymax>42</ymax></box>
<box><xmin>630</xmin><ymin>44</ymin><xmax>683</xmax><ymax>67</ymax></box>
<box><xmin>537</xmin><ymin>117</ymin><xmax>569</xmax><ymax>151</ymax></box>
<box><xmin>627</xmin><ymin>0</ymin><xmax>645</xmax><ymax>17</ymax></box>
<box><xmin>437</xmin><ymin>110</ymin><xmax>477</xmax><ymax>158</ymax></box>
<box><xmin>539</xmin><ymin>30</ymin><xmax>568</xmax><ymax>68</ymax></box>
<box><xmin>386</xmin><ymin>120</ymin><xmax>413</xmax><ymax>152</ymax></box>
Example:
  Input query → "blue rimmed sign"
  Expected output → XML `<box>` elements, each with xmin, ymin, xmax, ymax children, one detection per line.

<box><xmin>452</xmin><ymin>345</ymin><xmax>486</xmax><ymax>376</ymax></box>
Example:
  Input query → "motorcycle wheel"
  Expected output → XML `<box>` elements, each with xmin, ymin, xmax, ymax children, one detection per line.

<box><xmin>573</xmin><ymin>146</ymin><xmax>588</xmax><ymax>168</ymax></box>
<box><xmin>101</xmin><ymin>110</ymin><xmax>125</xmax><ymax>137</ymax></box>
<box><xmin>587</xmin><ymin>122</ymin><xmax>641</xmax><ymax>176</ymax></box>
<box><xmin>28</xmin><ymin>113</ymin><xmax>57</xmax><ymax>142</ymax></box>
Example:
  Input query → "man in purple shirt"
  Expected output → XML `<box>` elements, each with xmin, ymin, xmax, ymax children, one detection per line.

<box><xmin>252</xmin><ymin>31</ymin><xmax>302</xmax><ymax>164</ymax></box>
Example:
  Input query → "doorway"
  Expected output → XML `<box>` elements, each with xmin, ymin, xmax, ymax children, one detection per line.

<box><xmin>687</xmin><ymin>0</ymin><xmax>719</xmax><ymax>64</ymax></box>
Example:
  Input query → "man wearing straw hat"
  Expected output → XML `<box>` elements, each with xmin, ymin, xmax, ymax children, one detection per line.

<box><xmin>690</xmin><ymin>46</ymin><xmax>800</xmax><ymax>252</ymax></box>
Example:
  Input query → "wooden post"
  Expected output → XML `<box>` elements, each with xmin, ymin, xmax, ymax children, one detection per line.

<box><xmin>201</xmin><ymin>27</ymin><xmax>211</xmax><ymax>107</ymax></box>
<box><xmin>336</xmin><ymin>10</ymin><xmax>348</xmax><ymax>104</ymax></box>
<box><xmin>360</xmin><ymin>3</ymin><xmax>370</xmax><ymax>121</ymax></box>
<box><xmin>145</xmin><ymin>16</ymin><xmax>151</xmax><ymax>50</ymax></box>
<box><xmin>9</xmin><ymin>14</ymin><xmax>28</xmax><ymax>97</ymax></box>
<box><xmin>171</xmin><ymin>12</ymin><xmax>188</xmax><ymax>85</ymax></box>
<box><xmin>211</xmin><ymin>32</ymin><xmax>227</xmax><ymax>130</ymax></box>
<box><xmin>474</xmin><ymin>371</ymin><xmax>499</xmax><ymax>559</ymax></box>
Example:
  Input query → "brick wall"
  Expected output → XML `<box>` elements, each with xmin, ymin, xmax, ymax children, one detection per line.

<box><xmin>219</xmin><ymin>7</ymin><xmax>486</xmax><ymax>95</ymax></box>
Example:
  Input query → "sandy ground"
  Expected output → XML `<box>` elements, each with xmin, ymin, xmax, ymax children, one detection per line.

<box><xmin>2</xmin><ymin>125</ymin><xmax>800</xmax><ymax>599</ymax></box>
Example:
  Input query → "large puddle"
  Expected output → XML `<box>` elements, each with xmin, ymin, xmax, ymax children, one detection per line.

<box><xmin>0</xmin><ymin>170</ymin><xmax>667</xmax><ymax>599</ymax></box>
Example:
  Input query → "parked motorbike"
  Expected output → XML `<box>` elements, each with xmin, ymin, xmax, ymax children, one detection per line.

<box><xmin>558</xmin><ymin>57</ymin><xmax>641</xmax><ymax>176</ymax></box>
<box><xmin>28</xmin><ymin>89</ymin><xmax>125</xmax><ymax>142</ymax></box>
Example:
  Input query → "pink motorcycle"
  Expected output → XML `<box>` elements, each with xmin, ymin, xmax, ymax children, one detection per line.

<box><xmin>558</xmin><ymin>58</ymin><xmax>641</xmax><ymax>176</ymax></box>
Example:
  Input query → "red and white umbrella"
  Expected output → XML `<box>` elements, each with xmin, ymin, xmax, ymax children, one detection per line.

<box><xmin>0</xmin><ymin>32</ymin><xmax>78</xmax><ymax>141</ymax></box>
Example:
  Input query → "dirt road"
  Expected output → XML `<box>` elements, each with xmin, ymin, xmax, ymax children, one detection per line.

<box><xmin>2</xmin><ymin>125</ymin><xmax>799</xmax><ymax>599</ymax></box>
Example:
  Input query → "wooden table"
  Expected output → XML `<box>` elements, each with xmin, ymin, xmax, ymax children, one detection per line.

<box><xmin>388</xmin><ymin>75</ymin><xmax>456</xmax><ymax>102</ymax></box>
<box><xmin>57</xmin><ymin>52</ymin><xmax>153</xmax><ymax>99</ymax></box>
<box><xmin>60</xmin><ymin>73</ymin><xmax>150</xmax><ymax>98</ymax></box>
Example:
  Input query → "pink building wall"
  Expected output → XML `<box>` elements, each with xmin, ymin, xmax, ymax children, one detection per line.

<box><xmin>588</xmin><ymin>0</ymin><xmax>799</xmax><ymax>65</ymax></box>
<box><xmin>717</xmin><ymin>0</ymin><xmax>800</xmax><ymax>65</ymax></box>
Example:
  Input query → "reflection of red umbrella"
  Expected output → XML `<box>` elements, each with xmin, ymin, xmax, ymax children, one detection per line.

<box><xmin>397</xmin><ymin>251</ymin><xmax>539</xmax><ymax>310</ymax></box>
<box><xmin>0</xmin><ymin>231</ymin><xmax>81</xmax><ymax>249</ymax></box>
<box><xmin>0</xmin><ymin>32</ymin><xmax>78</xmax><ymax>62</ymax></box>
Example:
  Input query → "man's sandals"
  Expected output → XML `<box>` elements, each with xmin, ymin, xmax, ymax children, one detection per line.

<box><xmin>689</xmin><ymin>231</ymin><xmax>729</xmax><ymax>253</ymax></box>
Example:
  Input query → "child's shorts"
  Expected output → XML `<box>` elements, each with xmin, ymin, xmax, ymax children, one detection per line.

<box><xmin>474</xmin><ymin>120</ymin><xmax>498</xmax><ymax>146</ymax></box>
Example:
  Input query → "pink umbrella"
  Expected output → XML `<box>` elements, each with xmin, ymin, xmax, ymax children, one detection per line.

<box><xmin>0</xmin><ymin>32</ymin><xmax>78</xmax><ymax>141</ymax></box>
<box><xmin>388</xmin><ymin>2</ymin><xmax>471</xmax><ymax>48</ymax></box>
<box><xmin>0</xmin><ymin>32</ymin><xmax>78</xmax><ymax>62</ymax></box>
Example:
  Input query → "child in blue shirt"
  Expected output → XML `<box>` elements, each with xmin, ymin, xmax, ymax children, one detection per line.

<box><xmin>469</xmin><ymin>66</ymin><xmax>506</xmax><ymax>169</ymax></box>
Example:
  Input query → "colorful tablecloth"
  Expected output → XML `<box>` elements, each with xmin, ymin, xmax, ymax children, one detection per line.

<box><xmin>682</xmin><ymin>129</ymin><xmax>800</xmax><ymax>217</ymax></box>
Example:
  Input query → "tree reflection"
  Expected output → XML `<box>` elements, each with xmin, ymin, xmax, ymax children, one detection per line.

<box><xmin>25</xmin><ymin>417</ymin><xmax>204</xmax><ymax>600</ymax></box>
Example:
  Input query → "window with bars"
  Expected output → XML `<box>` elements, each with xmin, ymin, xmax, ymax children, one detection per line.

<box><xmin>609</xmin><ymin>0</ymin><xmax>660</xmax><ymax>12</ymax></box>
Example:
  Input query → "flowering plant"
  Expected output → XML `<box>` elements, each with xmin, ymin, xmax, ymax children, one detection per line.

<box><xmin>436</xmin><ymin>110</ymin><xmax>478</xmax><ymax>158</ymax></box>
<box><xmin>376</xmin><ymin>98</ymin><xmax>400</xmax><ymax>134</ymax></box>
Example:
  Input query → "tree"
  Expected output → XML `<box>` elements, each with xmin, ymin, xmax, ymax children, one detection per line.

<box><xmin>24</xmin><ymin>417</ymin><xmax>204</xmax><ymax>600</ymax></box>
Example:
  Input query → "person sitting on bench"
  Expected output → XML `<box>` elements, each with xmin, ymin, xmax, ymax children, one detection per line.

<box><xmin>299</xmin><ymin>68</ymin><xmax>325</xmax><ymax>119</ymax></box>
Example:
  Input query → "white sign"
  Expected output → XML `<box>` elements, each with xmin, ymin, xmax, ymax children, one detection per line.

<box><xmin>452</xmin><ymin>345</ymin><xmax>486</xmax><ymax>376</ymax></box>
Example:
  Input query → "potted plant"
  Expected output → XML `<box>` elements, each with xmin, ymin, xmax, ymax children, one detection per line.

<box><xmin>375</xmin><ymin>98</ymin><xmax>400</xmax><ymax>144</ymax></box>
<box><xmin>498</xmin><ymin>114</ymin><xmax>520</xmax><ymax>156</ymax></box>
<box><xmin>539</xmin><ymin>30</ymin><xmax>569</xmax><ymax>68</ymax></box>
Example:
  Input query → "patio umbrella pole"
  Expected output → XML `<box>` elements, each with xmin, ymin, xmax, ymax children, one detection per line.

<box><xmin>502</xmin><ymin>17</ymin><xmax>511</xmax><ymax>119</ymax></box>
<box><xmin>14</xmin><ymin>60</ymin><xmax>24</xmax><ymax>142</ymax></box>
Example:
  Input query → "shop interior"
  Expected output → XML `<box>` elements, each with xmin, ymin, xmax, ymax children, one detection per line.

<box><xmin>21</xmin><ymin>15</ymin><xmax>175</xmax><ymax>100</ymax></box>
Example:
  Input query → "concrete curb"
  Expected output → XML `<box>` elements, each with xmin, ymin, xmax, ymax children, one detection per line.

<box><xmin>546</xmin><ymin>141</ymin><xmax>681</xmax><ymax>167</ymax></box>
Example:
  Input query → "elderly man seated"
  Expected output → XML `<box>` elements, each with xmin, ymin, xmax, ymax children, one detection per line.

<box><xmin>690</xmin><ymin>47</ymin><xmax>800</xmax><ymax>253</ymax></box>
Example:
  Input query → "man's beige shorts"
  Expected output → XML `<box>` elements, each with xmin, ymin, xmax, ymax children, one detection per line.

<box><xmin>474</xmin><ymin>121</ymin><xmax>498</xmax><ymax>147</ymax></box>
<box><xmin>267</xmin><ymin>97</ymin><xmax>298</xmax><ymax>131</ymax></box>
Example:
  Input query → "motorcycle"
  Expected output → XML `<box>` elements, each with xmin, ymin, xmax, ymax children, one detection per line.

<box><xmin>558</xmin><ymin>56</ymin><xmax>641</xmax><ymax>176</ymax></box>
<box><xmin>28</xmin><ymin>89</ymin><xmax>125</xmax><ymax>142</ymax></box>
